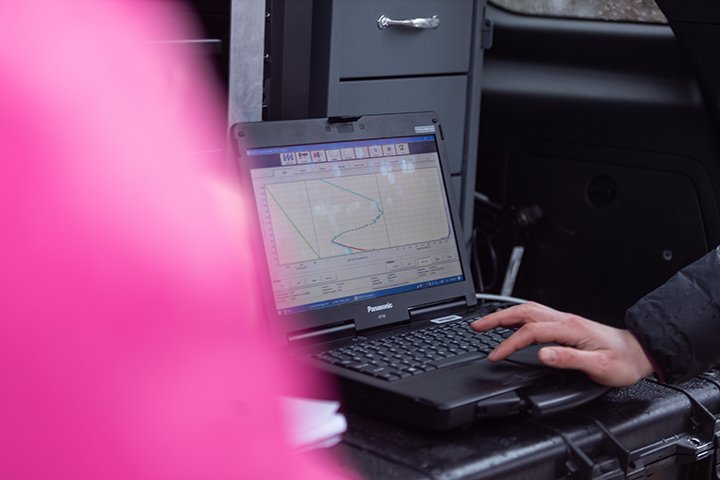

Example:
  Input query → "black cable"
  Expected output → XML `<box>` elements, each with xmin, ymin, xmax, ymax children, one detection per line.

<box><xmin>470</xmin><ymin>226</ymin><xmax>499</xmax><ymax>293</ymax></box>
<box><xmin>470</xmin><ymin>227</ymin><xmax>485</xmax><ymax>293</ymax></box>
<box><xmin>474</xmin><ymin>227</ymin><xmax>498</xmax><ymax>291</ymax></box>
<box><xmin>471</xmin><ymin>191</ymin><xmax>503</xmax><ymax>293</ymax></box>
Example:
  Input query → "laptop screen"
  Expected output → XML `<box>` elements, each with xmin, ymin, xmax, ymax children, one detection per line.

<box><xmin>246</xmin><ymin>134</ymin><xmax>464</xmax><ymax>316</ymax></box>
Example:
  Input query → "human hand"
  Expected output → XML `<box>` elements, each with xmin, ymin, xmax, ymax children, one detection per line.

<box><xmin>470</xmin><ymin>302</ymin><xmax>655</xmax><ymax>387</ymax></box>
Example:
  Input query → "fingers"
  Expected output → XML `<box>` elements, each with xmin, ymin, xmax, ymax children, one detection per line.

<box><xmin>470</xmin><ymin>302</ymin><xmax>562</xmax><ymax>332</ymax></box>
<box><xmin>486</xmin><ymin>316</ymin><xmax>587</xmax><ymax>361</ymax></box>
<box><xmin>538</xmin><ymin>346</ymin><xmax>639</xmax><ymax>387</ymax></box>
<box><xmin>538</xmin><ymin>346</ymin><xmax>604</xmax><ymax>380</ymax></box>
<box><xmin>472</xmin><ymin>303</ymin><xmax>566</xmax><ymax>362</ymax></box>
<box><xmin>470</xmin><ymin>302</ymin><xmax>655</xmax><ymax>387</ymax></box>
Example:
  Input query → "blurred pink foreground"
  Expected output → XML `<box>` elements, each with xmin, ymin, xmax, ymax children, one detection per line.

<box><xmin>0</xmin><ymin>2</ymin><xmax>344</xmax><ymax>479</ymax></box>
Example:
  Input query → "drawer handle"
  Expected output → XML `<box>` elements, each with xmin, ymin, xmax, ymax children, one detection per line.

<box><xmin>377</xmin><ymin>15</ymin><xmax>440</xmax><ymax>30</ymax></box>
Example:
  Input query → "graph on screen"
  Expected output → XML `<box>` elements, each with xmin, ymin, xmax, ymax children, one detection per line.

<box><xmin>264</xmin><ymin>167</ymin><xmax>451</xmax><ymax>265</ymax></box>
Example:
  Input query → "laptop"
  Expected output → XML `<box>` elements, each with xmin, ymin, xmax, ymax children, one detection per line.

<box><xmin>231</xmin><ymin>112</ymin><xmax>606</xmax><ymax>430</ymax></box>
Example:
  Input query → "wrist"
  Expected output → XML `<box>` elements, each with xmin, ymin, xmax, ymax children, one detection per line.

<box><xmin>625</xmin><ymin>329</ymin><xmax>660</xmax><ymax>381</ymax></box>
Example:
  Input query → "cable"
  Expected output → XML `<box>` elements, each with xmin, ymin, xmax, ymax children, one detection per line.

<box><xmin>478</xmin><ymin>228</ymin><xmax>498</xmax><ymax>290</ymax></box>
<box><xmin>475</xmin><ymin>293</ymin><xmax>528</xmax><ymax>305</ymax></box>
<box><xmin>469</xmin><ymin>227</ymin><xmax>485</xmax><ymax>292</ymax></box>
<box><xmin>471</xmin><ymin>190</ymin><xmax>543</xmax><ymax>298</ymax></box>
<box><xmin>470</xmin><ymin>190</ymin><xmax>503</xmax><ymax>293</ymax></box>
<box><xmin>474</xmin><ymin>191</ymin><xmax>503</xmax><ymax>210</ymax></box>
<box><xmin>471</xmin><ymin>227</ymin><xmax>498</xmax><ymax>291</ymax></box>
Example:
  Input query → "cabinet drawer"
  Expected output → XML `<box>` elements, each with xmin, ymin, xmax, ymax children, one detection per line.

<box><xmin>327</xmin><ymin>76</ymin><xmax>468</xmax><ymax>174</ymax></box>
<box><xmin>331</xmin><ymin>0</ymin><xmax>474</xmax><ymax>78</ymax></box>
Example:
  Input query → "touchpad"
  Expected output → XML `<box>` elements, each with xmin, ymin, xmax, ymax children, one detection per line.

<box><xmin>505</xmin><ymin>344</ymin><xmax>545</xmax><ymax>368</ymax></box>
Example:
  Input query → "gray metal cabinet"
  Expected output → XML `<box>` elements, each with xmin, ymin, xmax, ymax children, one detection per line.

<box><xmin>312</xmin><ymin>0</ymin><xmax>489</xmax><ymax>235</ymax></box>
<box><xmin>329</xmin><ymin>0</ymin><xmax>475</xmax><ymax>78</ymax></box>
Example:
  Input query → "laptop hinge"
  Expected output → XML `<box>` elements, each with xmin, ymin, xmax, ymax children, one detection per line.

<box><xmin>408</xmin><ymin>298</ymin><xmax>468</xmax><ymax>320</ymax></box>
<box><xmin>286</xmin><ymin>320</ymin><xmax>356</xmax><ymax>345</ymax></box>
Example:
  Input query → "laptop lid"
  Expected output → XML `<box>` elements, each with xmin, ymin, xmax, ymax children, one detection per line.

<box><xmin>231</xmin><ymin>112</ymin><xmax>477</xmax><ymax>342</ymax></box>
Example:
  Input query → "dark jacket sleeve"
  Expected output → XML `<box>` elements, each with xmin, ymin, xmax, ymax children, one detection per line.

<box><xmin>624</xmin><ymin>246</ymin><xmax>720</xmax><ymax>383</ymax></box>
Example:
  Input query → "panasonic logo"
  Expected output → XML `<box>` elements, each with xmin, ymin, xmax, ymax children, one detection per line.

<box><xmin>367</xmin><ymin>302</ymin><xmax>393</xmax><ymax>313</ymax></box>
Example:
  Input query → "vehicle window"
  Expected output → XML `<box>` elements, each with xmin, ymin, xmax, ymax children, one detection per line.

<box><xmin>490</xmin><ymin>0</ymin><xmax>667</xmax><ymax>24</ymax></box>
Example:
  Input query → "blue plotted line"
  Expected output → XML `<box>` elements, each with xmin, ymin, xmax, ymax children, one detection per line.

<box><xmin>320</xmin><ymin>179</ymin><xmax>384</xmax><ymax>252</ymax></box>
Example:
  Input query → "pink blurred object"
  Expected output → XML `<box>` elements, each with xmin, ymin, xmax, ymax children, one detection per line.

<box><xmin>0</xmin><ymin>2</ymin><xmax>345</xmax><ymax>479</ymax></box>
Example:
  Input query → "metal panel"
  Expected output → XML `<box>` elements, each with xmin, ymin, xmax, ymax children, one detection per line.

<box><xmin>328</xmin><ymin>75</ymin><xmax>468</xmax><ymax>174</ymax></box>
<box><xmin>265</xmin><ymin>0</ymin><xmax>315</xmax><ymax>120</ymax></box>
<box><xmin>451</xmin><ymin>175</ymin><xmax>463</xmax><ymax>215</ymax></box>
<box><xmin>228</xmin><ymin>0</ymin><xmax>265</xmax><ymax>124</ymax></box>
<box><xmin>460</xmin><ymin>1</ymin><xmax>487</xmax><ymax>243</ymax></box>
<box><xmin>330</xmin><ymin>0</ymin><xmax>474</xmax><ymax>78</ymax></box>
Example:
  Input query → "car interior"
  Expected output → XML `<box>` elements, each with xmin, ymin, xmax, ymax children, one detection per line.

<box><xmin>8</xmin><ymin>2</ymin><xmax>720</xmax><ymax>479</ymax></box>
<box><xmin>184</xmin><ymin>0</ymin><xmax>720</xmax><ymax>329</ymax></box>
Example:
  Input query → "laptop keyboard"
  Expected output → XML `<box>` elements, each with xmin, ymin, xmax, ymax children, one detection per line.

<box><xmin>312</xmin><ymin>317</ymin><xmax>515</xmax><ymax>382</ymax></box>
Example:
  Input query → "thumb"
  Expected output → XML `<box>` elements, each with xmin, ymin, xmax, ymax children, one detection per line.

<box><xmin>538</xmin><ymin>346</ymin><xmax>611</xmax><ymax>384</ymax></box>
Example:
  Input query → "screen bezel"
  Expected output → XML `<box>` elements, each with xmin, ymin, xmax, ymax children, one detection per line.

<box><xmin>232</xmin><ymin>113</ymin><xmax>477</xmax><ymax>341</ymax></box>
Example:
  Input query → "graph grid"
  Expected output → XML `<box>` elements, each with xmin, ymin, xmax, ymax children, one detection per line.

<box><xmin>264</xmin><ymin>168</ymin><xmax>451</xmax><ymax>265</ymax></box>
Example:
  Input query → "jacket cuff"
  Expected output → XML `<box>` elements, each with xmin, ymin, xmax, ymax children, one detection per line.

<box><xmin>628</xmin><ymin>328</ymin><xmax>666</xmax><ymax>383</ymax></box>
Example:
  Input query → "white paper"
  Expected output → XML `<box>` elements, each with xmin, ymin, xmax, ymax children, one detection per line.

<box><xmin>282</xmin><ymin>397</ymin><xmax>347</xmax><ymax>451</ymax></box>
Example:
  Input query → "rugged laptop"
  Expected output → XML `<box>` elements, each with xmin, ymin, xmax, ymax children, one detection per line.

<box><xmin>231</xmin><ymin>112</ymin><xmax>606</xmax><ymax>430</ymax></box>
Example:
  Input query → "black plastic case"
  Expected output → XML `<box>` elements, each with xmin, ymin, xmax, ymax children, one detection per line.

<box><xmin>333</xmin><ymin>371</ymin><xmax>720</xmax><ymax>479</ymax></box>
